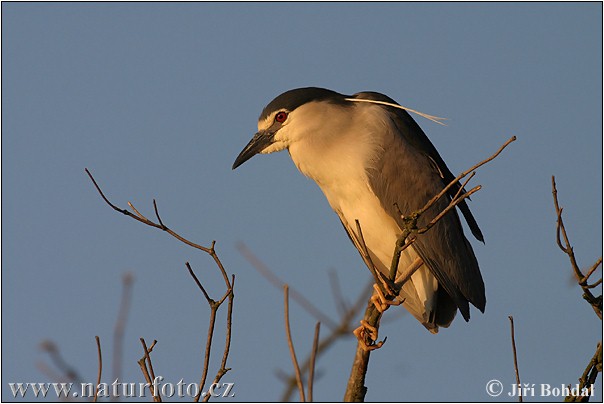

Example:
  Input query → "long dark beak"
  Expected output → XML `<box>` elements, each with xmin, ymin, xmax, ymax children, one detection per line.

<box><xmin>232</xmin><ymin>131</ymin><xmax>275</xmax><ymax>169</ymax></box>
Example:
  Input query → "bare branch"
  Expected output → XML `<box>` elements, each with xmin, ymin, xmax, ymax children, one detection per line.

<box><xmin>508</xmin><ymin>316</ymin><xmax>522</xmax><ymax>403</ymax></box>
<box><xmin>328</xmin><ymin>269</ymin><xmax>350</xmax><ymax>318</ymax></box>
<box><xmin>138</xmin><ymin>338</ymin><xmax>161</xmax><ymax>402</ymax></box>
<box><xmin>308</xmin><ymin>322</ymin><xmax>321</xmax><ymax>402</ymax></box>
<box><xmin>387</xmin><ymin>137</ymin><xmax>509</xmax><ymax>287</ymax></box>
<box><xmin>551</xmin><ymin>176</ymin><xmax>602</xmax><ymax>319</ymax></box>
<box><xmin>551</xmin><ymin>177</ymin><xmax>602</xmax><ymax>402</ymax></box>
<box><xmin>86</xmin><ymin>168</ymin><xmax>235</xmax><ymax>402</ymax></box>
<box><xmin>186</xmin><ymin>262</ymin><xmax>213</xmax><ymax>304</ymax></box>
<box><xmin>280</xmin><ymin>280</ymin><xmax>373</xmax><ymax>401</ymax></box>
<box><xmin>94</xmin><ymin>336</ymin><xmax>102</xmax><ymax>403</ymax></box>
<box><xmin>388</xmin><ymin>183</ymin><xmax>480</xmax><ymax>285</ymax></box>
<box><xmin>566</xmin><ymin>343</ymin><xmax>602</xmax><ymax>402</ymax></box>
<box><xmin>128</xmin><ymin>201</ymin><xmax>146</xmax><ymax>220</ymax></box>
<box><xmin>237</xmin><ymin>242</ymin><xmax>337</xmax><ymax>330</ymax></box>
<box><xmin>86</xmin><ymin>168</ymin><xmax>220</xmax><ymax>257</ymax></box>
<box><xmin>202</xmin><ymin>274</ymin><xmax>235</xmax><ymax>403</ymax></box>
<box><xmin>153</xmin><ymin>199</ymin><xmax>167</xmax><ymax>229</ymax></box>
<box><xmin>581</xmin><ymin>259</ymin><xmax>602</xmax><ymax>286</ymax></box>
<box><xmin>418</xmin><ymin>185</ymin><xmax>482</xmax><ymax>235</ymax></box>
<box><xmin>345</xmin><ymin>136</ymin><xmax>516</xmax><ymax>401</ymax></box>
<box><xmin>113</xmin><ymin>272</ymin><xmax>133</xmax><ymax>391</ymax></box>
<box><xmin>284</xmin><ymin>285</ymin><xmax>306</xmax><ymax>402</ymax></box>
<box><xmin>452</xmin><ymin>171</ymin><xmax>476</xmax><ymax>201</ymax></box>
<box><xmin>196</xmin><ymin>304</ymin><xmax>218</xmax><ymax>402</ymax></box>
<box><xmin>355</xmin><ymin>220</ymin><xmax>392</xmax><ymax>296</ymax></box>
<box><xmin>188</xmin><ymin>262</ymin><xmax>235</xmax><ymax>403</ymax></box>
<box><xmin>39</xmin><ymin>339</ymin><xmax>83</xmax><ymax>384</ymax></box>
<box><xmin>344</xmin><ymin>303</ymin><xmax>382</xmax><ymax>402</ymax></box>
<box><xmin>416</xmin><ymin>136</ymin><xmax>516</xmax><ymax>219</ymax></box>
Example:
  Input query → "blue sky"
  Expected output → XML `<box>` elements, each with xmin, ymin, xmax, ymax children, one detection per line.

<box><xmin>2</xmin><ymin>2</ymin><xmax>602</xmax><ymax>402</ymax></box>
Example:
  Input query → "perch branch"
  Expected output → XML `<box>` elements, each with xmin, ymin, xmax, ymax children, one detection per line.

<box><xmin>345</xmin><ymin>136</ymin><xmax>516</xmax><ymax>402</ymax></box>
<box><xmin>280</xmin><ymin>280</ymin><xmax>373</xmax><ymax>401</ymax></box>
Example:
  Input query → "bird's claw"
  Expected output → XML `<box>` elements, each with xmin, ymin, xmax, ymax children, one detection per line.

<box><xmin>371</xmin><ymin>283</ymin><xmax>403</xmax><ymax>313</ymax></box>
<box><xmin>353</xmin><ymin>320</ymin><xmax>386</xmax><ymax>351</ymax></box>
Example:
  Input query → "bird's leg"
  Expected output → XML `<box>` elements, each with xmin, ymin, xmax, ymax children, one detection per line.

<box><xmin>353</xmin><ymin>320</ymin><xmax>385</xmax><ymax>352</ymax></box>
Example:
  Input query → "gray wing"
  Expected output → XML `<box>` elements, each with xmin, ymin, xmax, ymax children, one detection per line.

<box><xmin>354</xmin><ymin>92</ymin><xmax>484</xmax><ymax>243</ymax></box>
<box><xmin>357</xmin><ymin>92</ymin><xmax>486</xmax><ymax>320</ymax></box>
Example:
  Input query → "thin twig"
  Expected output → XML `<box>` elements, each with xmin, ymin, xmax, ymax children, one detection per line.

<box><xmin>196</xmin><ymin>306</ymin><xmax>218</xmax><ymax>401</ymax></box>
<box><xmin>284</xmin><ymin>285</ymin><xmax>306</xmax><ymax>402</ymax></box>
<box><xmin>581</xmin><ymin>258</ymin><xmax>602</xmax><ymax>285</ymax></box>
<box><xmin>203</xmin><ymin>274</ymin><xmax>235</xmax><ymax>402</ymax></box>
<box><xmin>416</xmin><ymin>136</ymin><xmax>516</xmax><ymax>220</ymax></box>
<box><xmin>355</xmin><ymin>220</ymin><xmax>392</xmax><ymax>295</ymax></box>
<box><xmin>280</xmin><ymin>280</ymin><xmax>373</xmax><ymax>401</ymax></box>
<box><xmin>187</xmin><ymin>262</ymin><xmax>213</xmax><ymax>303</ymax></box>
<box><xmin>39</xmin><ymin>340</ymin><xmax>83</xmax><ymax>384</ymax></box>
<box><xmin>128</xmin><ymin>201</ymin><xmax>146</xmax><ymax>219</ymax></box>
<box><xmin>551</xmin><ymin>177</ymin><xmax>602</xmax><ymax>402</ymax></box>
<box><xmin>237</xmin><ymin>242</ymin><xmax>337</xmax><ymax>330</ymax></box>
<box><xmin>86</xmin><ymin>168</ymin><xmax>235</xmax><ymax>401</ymax></box>
<box><xmin>552</xmin><ymin>176</ymin><xmax>602</xmax><ymax>319</ymax></box>
<box><xmin>565</xmin><ymin>342</ymin><xmax>602</xmax><ymax>402</ymax></box>
<box><xmin>328</xmin><ymin>269</ymin><xmax>350</xmax><ymax>318</ymax></box>
<box><xmin>419</xmin><ymin>185</ymin><xmax>481</xmax><ymax>235</ymax></box>
<box><xmin>452</xmin><ymin>171</ymin><xmax>476</xmax><ymax>201</ymax></box>
<box><xmin>388</xmin><ymin>184</ymin><xmax>480</xmax><ymax>284</ymax></box>
<box><xmin>86</xmin><ymin>168</ymin><xmax>217</xmax><ymax>257</ymax></box>
<box><xmin>94</xmin><ymin>336</ymin><xmax>102</xmax><ymax>403</ymax></box>
<box><xmin>187</xmin><ymin>262</ymin><xmax>235</xmax><ymax>403</ymax></box>
<box><xmin>308</xmin><ymin>322</ymin><xmax>321</xmax><ymax>402</ymax></box>
<box><xmin>112</xmin><ymin>272</ymin><xmax>133</xmax><ymax>398</ymax></box>
<box><xmin>508</xmin><ymin>316</ymin><xmax>522</xmax><ymax>403</ymax></box>
<box><xmin>141</xmin><ymin>338</ymin><xmax>159</xmax><ymax>399</ymax></box>
<box><xmin>138</xmin><ymin>338</ymin><xmax>161</xmax><ymax>402</ymax></box>
<box><xmin>387</xmin><ymin>183</ymin><xmax>481</xmax><ymax>286</ymax></box>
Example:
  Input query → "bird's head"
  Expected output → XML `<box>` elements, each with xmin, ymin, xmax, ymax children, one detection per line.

<box><xmin>232</xmin><ymin>87</ymin><xmax>351</xmax><ymax>170</ymax></box>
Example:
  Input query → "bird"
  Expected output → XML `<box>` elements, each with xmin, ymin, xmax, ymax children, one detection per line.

<box><xmin>232</xmin><ymin>87</ymin><xmax>485</xmax><ymax>334</ymax></box>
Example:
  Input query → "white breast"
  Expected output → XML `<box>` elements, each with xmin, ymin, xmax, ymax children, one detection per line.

<box><xmin>286</xmin><ymin>104</ymin><xmax>439</xmax><ymax>325</ymax></box>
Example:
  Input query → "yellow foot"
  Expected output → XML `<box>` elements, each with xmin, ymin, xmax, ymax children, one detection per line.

<box><xmin>370</xmin><ymin>284</ymin><xmax>403</xmax><ymax>313</ymax></box>
<box><xmin>353</xmin><ymin>320</ymin><xmax>386</xmax><ymax>351</ymax></box>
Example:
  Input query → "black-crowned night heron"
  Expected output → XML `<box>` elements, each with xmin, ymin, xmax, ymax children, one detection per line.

<box><xmin>233</xmin><ymin>87</ymin><xmax>485</xmax><ymax>334</ymax></box>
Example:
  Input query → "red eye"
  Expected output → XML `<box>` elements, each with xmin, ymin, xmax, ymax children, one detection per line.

<box><xmin>275</xmin><ymin>111</ymin><xmax>288</xmax><ymax>123</ymax></box>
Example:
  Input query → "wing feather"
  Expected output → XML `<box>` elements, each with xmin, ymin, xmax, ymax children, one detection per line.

<box><xmin>355</xmin><ymin>92</ymin><xmax>486</xmax><ymax>319</ymax></box>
